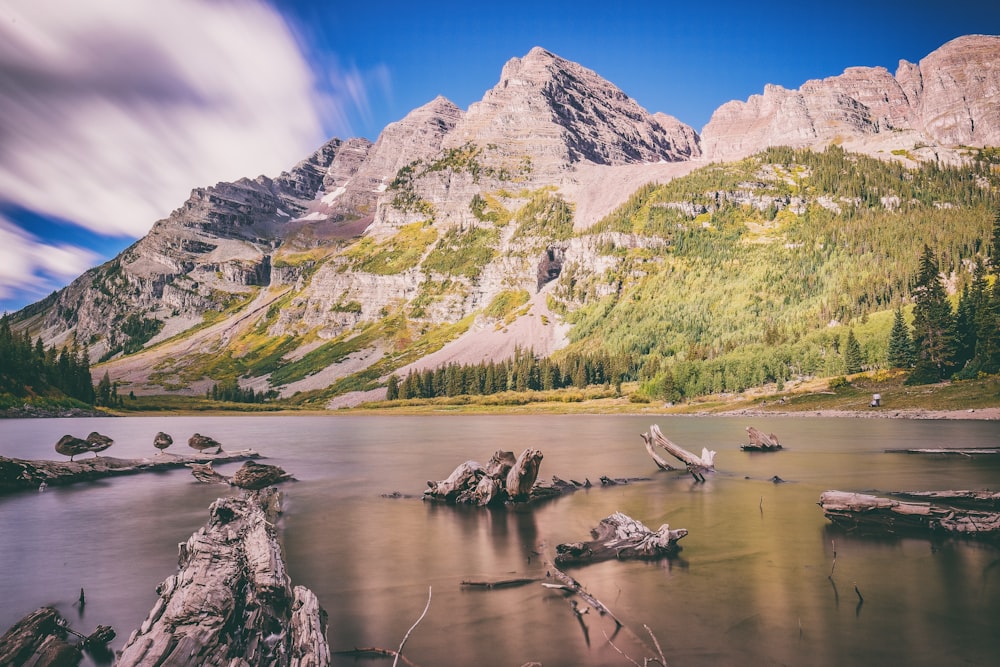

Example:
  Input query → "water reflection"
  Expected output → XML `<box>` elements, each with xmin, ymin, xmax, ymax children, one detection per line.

<box><xmin>0</xmin><ymin>415</ymin><xmax>998</xmax><ymax>666</ymax></box>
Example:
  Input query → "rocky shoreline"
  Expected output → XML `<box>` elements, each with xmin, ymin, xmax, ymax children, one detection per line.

<box><xmin>707</xmin><ymin>407</ymin><xmax>1000</xmax><ymax>420</ymax></box>
<box><xmin>0</xmin><ymin>405</ymin><xmax>110</xmax><ymax>419</ymax></box>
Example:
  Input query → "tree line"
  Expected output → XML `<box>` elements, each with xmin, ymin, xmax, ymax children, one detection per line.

<box><xmin>386</xmin><ymin>348</ymin><xmax>638</xmax><ymax>400</ymax></box>
<box><xmin>893</xmin><ymin>213</ymin><xmax>1000</xmax><ymax>383</ymax></box>
<box><xmin>206</xmin><ymin>379</ymin><xmax>279</xmax><ymax>404</ymax></box>
<box><xmin>0</xmin><ymin>315</ymin><xmax>96</xmax><ymax>405</ymax></box>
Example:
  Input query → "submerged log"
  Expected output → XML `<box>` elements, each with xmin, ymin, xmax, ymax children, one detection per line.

<box><xmin>819</xmin><ymin>490</ymin><xmax>1000</xmax><ymax>540</ymax></box>
<box><xmin>885</xmin><ymin>447</ymin><xmax>1000</xmax><ymax>456</ymax></box>
<box><xmin>888</xmin><ymin>489</ymin><xmax>1000</xmax><ymax>510</ymax></box>
<box><xmin>741</xmin><ymin>426</ymin><xmax>782</xmax><ymax>451</ymax></box>
<box><xmin>117</xmin><ymin>488</ymin><xmax>329</xmax><ymax>666</ymax></box>
<box><xmin>647</xmin><ymin>424</ymin><xmax>716</xmax><ymax>480</ymax></box>
<box><xmin>555</xmin><ymin>512</ymin><xmax>687</xmax><ymax>566</ymax></box>
<box><xmin>0</xmin><ymin>449</ymin><xmax>260</xmax><ymax>495</ymax></box>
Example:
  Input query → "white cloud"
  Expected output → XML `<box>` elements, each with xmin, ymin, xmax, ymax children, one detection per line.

<box><xmin>0</xmin><ymin>0</ymin><xmax>358</xmax><ymax>238</ymax></box>
<box><xmin>0</xmin><ymin>217</ymin><xmax>98</xmax><ymax>299</ymax></box>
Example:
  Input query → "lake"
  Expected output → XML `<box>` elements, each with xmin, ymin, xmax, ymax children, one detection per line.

<box><xmin>1</xmin><ymin>414</ymin><xmax>998</xmax><ymax>666</ymax></box>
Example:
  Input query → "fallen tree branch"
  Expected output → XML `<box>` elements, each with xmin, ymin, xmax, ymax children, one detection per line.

<box><xmin>549</xmin><ymin>568</ymin><xmax>623</xmax><ymax>628</ymax></box>
<box><xmin>641</xmin><ymin>433</ymin><xmax>676</xmax><ymax>471</ymax></box>
<box><xmin>461</xmin><ymin>578</ymin><xmax>538</xmax><ymax>589</ymax></box>
<box><xmin>647</xmin><ymin>425</ymin><xmax>715</xmax><ymax>481</ymax></box>
<box><xmin>394</xmin><ymin>587</ymin><xmax>431</xmax><ymax>667</ymax></box>
<box><xmin>332</xmin><ymin>647</ymin><xmax>421</xmax><ymax>667</ymax></box>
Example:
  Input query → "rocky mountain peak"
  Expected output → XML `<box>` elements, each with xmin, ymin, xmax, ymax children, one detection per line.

<box><xmin>444</xmin><ymin>46</ymin><xmax>700</xmax><ymax>172</ymax></box>
<box><xmin>305</xmin><ymin>95</ymin><xmax>464</xmax><ymax>230</ymax></box>
<box><xmin>701</xmin><ymin>34</ymin><xmax>1000</xmax><ymax>162</ymax></box>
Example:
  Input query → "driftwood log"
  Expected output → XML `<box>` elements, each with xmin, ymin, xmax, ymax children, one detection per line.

<box><xmin>0</xmin><ymin>606</ymin><xmax>80</xmax><ymax>666</ymax></box>
<box><xmin>117</xmin><ymin>488</ymin><xmax>329</xmax><ymax>666</ymax></box>
<box><xmin>0</xmin><ymin>449</ymin><xmax>259</xmax><ymax>495</ymax></box>
<box><xmin>888</xmin><ymin>489</ymin><xmax>1000</xmax><ymax>510</ymax></box>
<box><xmin>424</xmin><ymin>448</ymin><xmax>546</xmax><ymax>505</ymax></box>
<box><xmin>819</xmin><ymin>490</ymin><xmax>1000</xmax><ymax>540</ymax></box>
<box><xmin>554</xmin><ymin>512</ymin><xmax>687</xmax><ymax>566</ymax></box>
<box><xmin>645</xmin><ymin>424</ymin><xmax>716</xmax><ymax>480</ymax></box>
<box><xmin>640</xmin><ymin>433</ymin><xmax>676</xmax><ymax>470</ymax></box>
<box><xmin>741</xmin><ymin>426</ymin><xmax>782</xmax><ymax>451</ymax></box>
<box><xmin>885</xmin><ymin>447</ymin><xmax>1000</xmax><ymax>456</ymax></box>
<box><xmin>0</xmin><ymin>606</ymin><xmax>115</xmax><ymax>666</ymax></box>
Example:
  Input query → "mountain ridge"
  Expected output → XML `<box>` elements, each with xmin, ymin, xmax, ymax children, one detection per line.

<box><xmin>8</xmin><ymin>35</ymin><xmax>1000</xmax><ymax>407</ymax></box>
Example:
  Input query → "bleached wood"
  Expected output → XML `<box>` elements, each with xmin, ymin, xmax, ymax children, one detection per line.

<box><xmin>117</xmin><ymin>489</ymin><xmax>329</xmax><ymax>666</ymax></box>
<box><xmin>648</xmin><ymin>424</ymin><xmax>715</xmax><ymax>479</ymax></box>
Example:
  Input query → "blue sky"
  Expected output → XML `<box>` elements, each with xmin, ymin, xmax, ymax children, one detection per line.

<box><xmin>1</xmin><ymin>0</ymin><xmax>998</xmax><ymax>314</ymax></box>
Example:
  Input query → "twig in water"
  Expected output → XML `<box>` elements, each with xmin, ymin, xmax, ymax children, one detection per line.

<box><xmin>604</xmin><ymin>631</ymin><xmax>643</xmax><ymax>667</ymax></box>
<box><xmin>829</xmin><ymin>539</ymin><xmax>837</xmax><ymax>578</ymax></box>
<box><xmin>604</xmin><ymin>629</ymin><xmax>668</xmax><ymax>667</ymax></box>
<box><xmin>333</xmin><ymin>648</ymin><xmax>421</xmax><ymax>667</ymax></box>
<box><xmin>853</xmin><ymin>582</ymin><xmax>864</xmax><ymax>602</ymax></box>
<box><xmin>644</xmin><ymin>624</ymin><xmax>668</xmax><ymax>666</ymax></box>
<box><xmin>393</xmin><ymin>586</ymin><xmax>432</xmax><ymax>667</ymax></box>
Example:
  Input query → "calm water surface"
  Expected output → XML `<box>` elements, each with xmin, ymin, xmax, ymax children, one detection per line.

<box><xmin>1</xmin><ymin>415</ymin><xmax>998</xmax><ymax>666</ymax></box>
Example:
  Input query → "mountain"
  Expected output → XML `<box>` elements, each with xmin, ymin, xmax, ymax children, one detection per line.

<box><xmin>701</xmin><ymin>34</ymin><xmax>1000</xmax><ymax>162</ymax></box>
<box><xmin>8</xmin><ymin>37</ymin><xmax>1000</xmax><ymax>407</ymax></box>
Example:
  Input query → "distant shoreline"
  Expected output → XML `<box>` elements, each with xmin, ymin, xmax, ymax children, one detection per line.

<box><xmin>705</xmin><ymin>407</ymin><xmax>1000</xmax><ymax>420</ymax></box>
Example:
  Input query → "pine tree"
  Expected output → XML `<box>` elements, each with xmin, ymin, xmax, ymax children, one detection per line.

<box><xmin>844</xmin><ymin>329</ymin><xmax>863</xmax><ymax>374</ymax></box>
<box><xmin>385</xmin><ymin>375</ymin><xmax>399</xmax><ymax>400</ymax></box>
<box><xmin>887</xmin><ymin>307</ymin><xmax>914</xmax><ymax>369</ymax></box>
<box><xmin>907</xmin><ymin>246</ymin><xmax>957</xmax><ymax>384</ymax></box>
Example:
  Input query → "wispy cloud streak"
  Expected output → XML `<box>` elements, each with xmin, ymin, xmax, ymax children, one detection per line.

<box><xmin>0</xmin><ymin>0</ymin><xmax>393</xmax><ymax>313</ymax></box>
<box><xmin>0</xmin><ymin>215</ymin><xmax>98</xmax><ymax>301</ymax></box>
<box><xmin>0</xmin><ymin>0</ymin><xmax>329</xmax><ymax>238</ymax></box>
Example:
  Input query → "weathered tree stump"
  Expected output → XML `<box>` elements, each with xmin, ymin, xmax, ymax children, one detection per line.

<box><xmin>741</xmin><ymin>426</ymin><xmax>782</xmax><ymax>451</ymax></box>
<box><xmin>555</xmin><ymin>512</ymin><xmax>688</xmax><ymax>566</ymax></box>
<box><xmin>645</xmin><ymin>424</ymin><xmax>716</xmax><ymax>480</ymax></box>
<box><xmin>424</xmin><ymin>448</ymin><xmax>546</xmax><ymax>506</ymax></box>
<box><xmin>819</xmin><ymin>490</ymin><xmax>1000</xmax><ymax>540</ymax></box>
<box><xmin>506</xmin><ymin>448</ymin><xmax>543</xmax><ymax>501</ymax></box>
<box><xmin>117</xmin><ymin>488</ymin><xmax>329</xmax><ymax>666</ymax></box>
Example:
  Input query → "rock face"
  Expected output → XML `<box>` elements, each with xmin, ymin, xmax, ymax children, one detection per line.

<box><xmin>701</xmin><ymin>35</ymin><xmax>1000</xmax><ymax>161</ymax></box>
<box><xmin>445</xmin><ymin>47</ymin><xmax>700</xmax><ymax>172</ymax></box>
